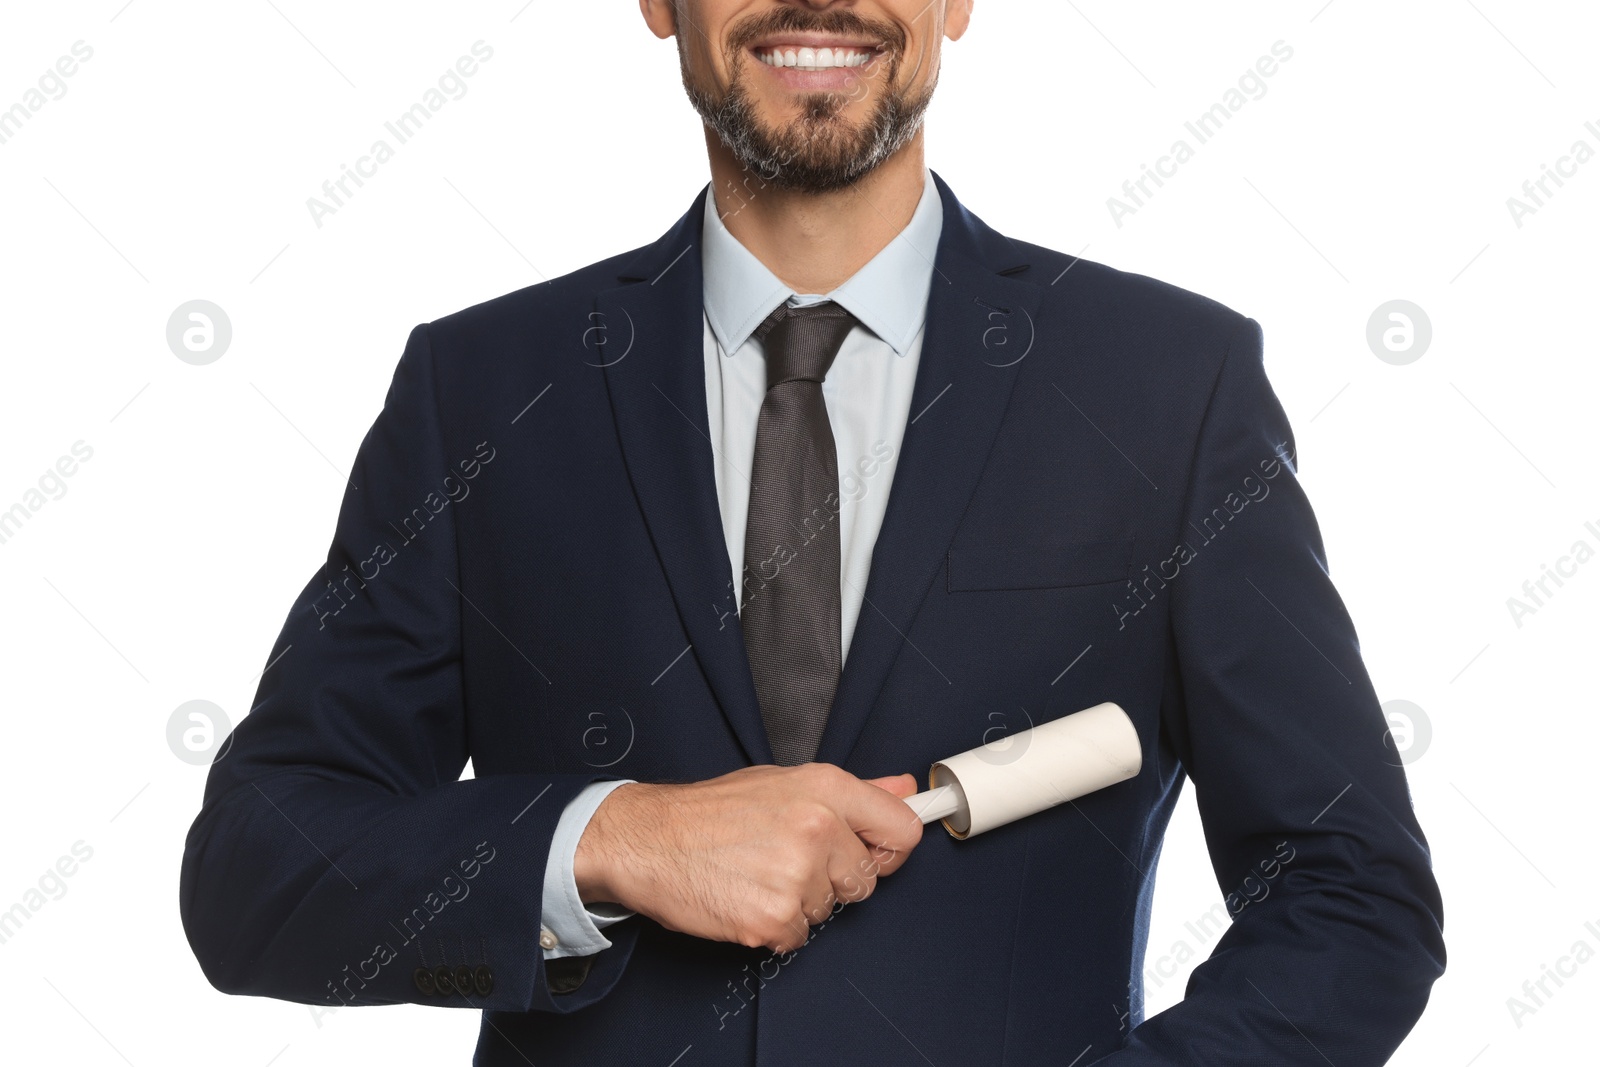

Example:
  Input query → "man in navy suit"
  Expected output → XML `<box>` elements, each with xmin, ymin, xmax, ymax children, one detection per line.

<box><xmin>181</xmin><ymin>1</ymin><xmax>1445</xmax><ymax>1063</ymax></box>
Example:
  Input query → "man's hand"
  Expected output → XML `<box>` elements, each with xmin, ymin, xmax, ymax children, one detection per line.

<box><xmin>573</xmin><ymin>765</ymin><xmax>923</xmax><ymax>954</ymax></box>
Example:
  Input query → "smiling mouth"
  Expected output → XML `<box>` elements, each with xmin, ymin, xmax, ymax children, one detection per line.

<box><xmin>752</xmin><ymin>44</ymin><xmax>882</xmax><ymax>71</ymax></box>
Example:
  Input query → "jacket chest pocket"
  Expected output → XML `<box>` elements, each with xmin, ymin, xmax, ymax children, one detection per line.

<box><xmin>946</xmin><ymin>537</ymin><xmax>1134</xmax><ymax>592</ymax></box>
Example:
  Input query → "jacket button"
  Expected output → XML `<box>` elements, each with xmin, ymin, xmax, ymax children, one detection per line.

<box><xmin>413</xmin><ymin>967</ymin><xmax>436</xmax><ymax>996</ymax></box>
<box><xmin>454</xmin><ymin>965</ymin><xmax>474</xmax><ymax>997</ymax></box>
<box><xmin>474</xmin><ymin>965</ymin><xmax>495</xmax><ymax>997</ymax></box>
<box><xmin>434</xmin><ymin>965</ymin><xmax>456</xmax><ymax>996</ymax></box>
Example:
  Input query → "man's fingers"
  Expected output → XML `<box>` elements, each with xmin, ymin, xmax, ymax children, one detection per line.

<box><xmin>835</xmin><ymin>774</ymin><xmax>924</xmax><ymax>878</ymax></box>
<box><xmin>826</xmin><ymin>834</ymin><xmax>880</xmax><ymax>910</ymax></box>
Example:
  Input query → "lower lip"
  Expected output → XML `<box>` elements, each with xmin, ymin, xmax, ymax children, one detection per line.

<box><xmin>749</xmin><ymin>50</ymin><xmax>880</xmax><ymax>92</ymax></box>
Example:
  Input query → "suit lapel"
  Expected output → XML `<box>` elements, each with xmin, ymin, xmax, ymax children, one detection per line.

<box><xmin>595</xmin><ymin>189</ymin><xmax>776</xmax><ymax>766</ymax></box>
<box><xmin>815</xmin><ymin>171</ymin><xmax>1043</xmax><ymax>766</ymax></box>
<box><xmin>595</xmin><ymin>171</ymin><xmax>1043</xmax><ymax>770</ymax></box>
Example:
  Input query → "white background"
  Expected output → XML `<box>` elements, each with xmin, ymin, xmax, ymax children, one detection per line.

<box><xmin>2</xmin><ymin>1</ymin><xmax>1596</xmax><ymax>1064</ymax></box>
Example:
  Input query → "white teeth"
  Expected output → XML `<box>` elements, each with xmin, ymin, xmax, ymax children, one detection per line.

<box><xmin>756</xmin><ymin>45</ymin><xmax>873</xmax><ymax>71</ymax></box>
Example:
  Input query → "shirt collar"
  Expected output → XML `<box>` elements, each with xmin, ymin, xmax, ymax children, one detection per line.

<box><xmin>700</xmin><ymin>166</ymin><xmax>942</xmax><ymax>358</ymax></box>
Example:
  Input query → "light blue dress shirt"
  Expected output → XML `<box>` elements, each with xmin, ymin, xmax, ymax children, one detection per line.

<box><xmin>536</xmin><ymin>166</ymin><xmax>944</xmax><ymax>959</ymax></box>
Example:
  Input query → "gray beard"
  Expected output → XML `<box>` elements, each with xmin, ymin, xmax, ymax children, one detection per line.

<box><xmin>683</xmin><ymin>53</ymin><xmax>935</xmax><ymax>194</ymax></box>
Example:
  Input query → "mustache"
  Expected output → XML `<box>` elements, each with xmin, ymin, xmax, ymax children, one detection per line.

<box><xmin>725</xmin><ymin>7</ymin><xmax>906</xmax><ymax>56</ymax></box>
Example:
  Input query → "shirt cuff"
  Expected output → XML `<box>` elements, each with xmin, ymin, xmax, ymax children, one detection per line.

<box><xmin>539</xmin><ymin>778</ymin><xmax>638</xmax><ymax>959</ymax></box>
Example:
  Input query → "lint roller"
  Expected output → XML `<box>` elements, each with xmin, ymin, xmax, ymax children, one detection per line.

<box><xmin>901</xmin><ymin>702</ymin><xmax>1141</xmax><ymax>839</ymax></box>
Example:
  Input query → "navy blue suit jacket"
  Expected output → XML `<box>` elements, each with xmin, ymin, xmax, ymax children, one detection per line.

<box><xmin>180</xmin><ymin>171</ymin><xmax>1444</xmax><ymax>1066</ymax></box>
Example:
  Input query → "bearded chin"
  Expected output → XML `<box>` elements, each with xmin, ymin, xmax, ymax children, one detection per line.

<box><xmin>684</xmin><ymin>63</ymin><xmax>934</xmax><ymax>194</ymax></box>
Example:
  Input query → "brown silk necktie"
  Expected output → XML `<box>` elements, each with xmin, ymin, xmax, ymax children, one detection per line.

<box><xmin>741</xmin><ymin>300</ymin><xmax>858</xmax><ymax>767</ymax></box>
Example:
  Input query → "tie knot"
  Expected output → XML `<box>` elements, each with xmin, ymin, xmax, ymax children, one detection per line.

<box><xmin>753</xmin><ymin>301</ymin><xmax>858</xmax><ymax>390</ymax></box>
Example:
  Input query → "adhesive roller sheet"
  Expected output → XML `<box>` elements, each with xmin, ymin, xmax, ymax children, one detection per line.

<box><xmin>901</xmin><ymin>701</ymin><xmax>1142</xmax><ymax>839</ymax></box>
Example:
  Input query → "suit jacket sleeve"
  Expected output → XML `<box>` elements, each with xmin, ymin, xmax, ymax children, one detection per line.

<box><xmin>1094</xmin><ymin>316</ymin><xmax>1446</xmax><ymax>1065</ymax></box>
<box><xmin>179</xmin><ymin>322</ymin><xmax>641</xmax><ymax>1015</ymax></box>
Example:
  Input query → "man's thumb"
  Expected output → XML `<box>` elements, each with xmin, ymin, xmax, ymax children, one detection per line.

<box><xmin>864</xmin><ymin>773</ymin><xmax>918</xmax><ymax>799</ymax></box>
